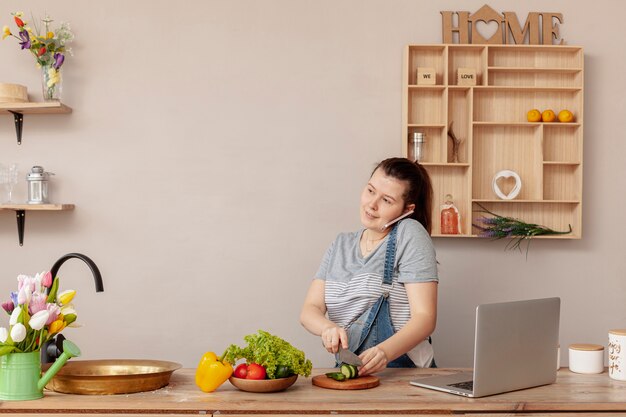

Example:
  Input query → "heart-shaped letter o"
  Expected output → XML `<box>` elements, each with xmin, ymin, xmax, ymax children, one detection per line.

<box><xmin>492</xmin><ymin>170</ymin><xmax>522</xmax><ymax>200</ymax></box>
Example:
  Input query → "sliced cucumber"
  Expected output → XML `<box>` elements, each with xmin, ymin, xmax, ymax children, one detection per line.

<box><xmin>325</xmin><ymin>372</ymin><xmax>346</xmax><ymax>381</ymax></box>
<box><xmin>340</xmin><ymin>363</ymin><xmax>352</xmax><ymax>379</ymax></box>
<box><xmin>339</xmin><ymin>363</ymin><xmax>359</xmax><ymax>379</ymax></box>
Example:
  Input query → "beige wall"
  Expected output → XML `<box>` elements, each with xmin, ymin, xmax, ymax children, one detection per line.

<box><xmin>0</xmin><ymin>0</ymin><xmax>625</xmax><ymax>368</ymax></box>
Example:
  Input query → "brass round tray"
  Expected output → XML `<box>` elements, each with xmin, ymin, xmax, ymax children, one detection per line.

<box><xmin>43</xmin><ymin>359</ymin><xmax>181</xmax><ymax>395</ymax></box>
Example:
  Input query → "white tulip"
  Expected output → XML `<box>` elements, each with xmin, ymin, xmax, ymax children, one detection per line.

<box><xmin>17</xmin><ymin>285</ymin><xmax>32</xmax><ymax>305</ymax></box>
<box><xmin>9</xmin><ymin>306</ymin><xmax>22</xmax><ymax>326</ymax></box>
<box><xmin>29</xmin><ymin>310</ymin><xmax>50</xmax><ymax>331</ymax></box>
<box><xmin>10</xmin><ymin>323</ymin><xmax>26</xmax><ymax>343</ymax></box>
<box><xmin>16</xmin><ymin>274</ymin><xmax>29</xmax><ymax>289</ymax></box>
<box><xmin>0</xmin><ymin>327</ymin><xmax>8</xmax><ymax>343</ymax></box>
<box><xmin>60</xmin><ymin>305</ymin><xmax>76</xmax><ymax>316</ymax></box>
<box><xmin>34</xmin><ymin>271</ymin><xmax>46</xmax><ymax>293</ymax></box>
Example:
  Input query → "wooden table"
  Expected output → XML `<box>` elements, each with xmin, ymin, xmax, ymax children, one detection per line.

<box><xmin>1</xmin><ymin>368</ymin><xmax>626</xmax><ymax>416</ymax></box>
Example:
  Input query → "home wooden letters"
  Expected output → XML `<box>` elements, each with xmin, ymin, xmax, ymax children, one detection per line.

<box><xmin>441</xmin><ymin>4</ymin><xmax>564</xmax><ymax>45</ymax></box>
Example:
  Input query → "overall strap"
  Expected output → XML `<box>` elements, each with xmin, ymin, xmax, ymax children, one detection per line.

<box><xmin>382</xmin><ymin>224</ymin><xmax>399</xmax><ymax>285</ymax></box>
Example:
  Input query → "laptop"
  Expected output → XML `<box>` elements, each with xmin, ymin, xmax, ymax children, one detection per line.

<box><xmin>410</xmin><ymin>297</ymin><xmax>560</xmax><ymax>398</ymax></box>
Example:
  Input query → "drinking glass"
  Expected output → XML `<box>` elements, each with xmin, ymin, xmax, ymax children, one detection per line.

<box><xmin>0</xmin><ymin>165</ymin><xmax>6</xmax><ymax>203</ymax></box>
<box><xmin>1</xmin><ymin>164</ymin><xmax>19</xmax><ymax>204</ymax></box>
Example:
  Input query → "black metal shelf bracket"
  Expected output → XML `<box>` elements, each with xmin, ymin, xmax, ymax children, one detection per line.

<box><xmin>8</xmin><ymin>111</ymin><xmax>24</xmax><ymax>145</ymax></box>
<box><xmin>15</xmin><ymin>210</ymin><xmax>25</xmax><ymax>246</ymax></box>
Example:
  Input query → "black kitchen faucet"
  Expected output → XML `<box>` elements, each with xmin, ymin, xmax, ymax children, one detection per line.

<box><xmin>42</xmin><ymin>253</ymin><xmax>104</xmax><ymax>363</ymax></box>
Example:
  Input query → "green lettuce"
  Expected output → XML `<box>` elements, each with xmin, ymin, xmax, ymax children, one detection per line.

<box><xmin>222</xmin><ymin>330</ymin><xmax>312</xmax><ymax>378</ymax></box>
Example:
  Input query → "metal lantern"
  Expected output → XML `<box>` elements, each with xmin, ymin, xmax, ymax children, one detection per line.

<box><xmin>26</xmin><ymin>166</ymin><xmax>53</xmax><ymax>204</ymax></box>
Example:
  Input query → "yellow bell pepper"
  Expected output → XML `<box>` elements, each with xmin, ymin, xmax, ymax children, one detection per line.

<box><xmin>195</xmin><ymin>351</ymin><xmax>233</xmax><ymax>392</ymax></box>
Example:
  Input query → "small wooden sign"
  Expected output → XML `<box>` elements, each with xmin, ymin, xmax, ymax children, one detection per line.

<box><xmin>457</xmin><ymin>68</ymin><xmax>476</xmax><ymax>86</ymax></box>
<box><xmin>416</xmin><ymin>67</ymin><xmax>436</xmax><ymax>85</ymax></box>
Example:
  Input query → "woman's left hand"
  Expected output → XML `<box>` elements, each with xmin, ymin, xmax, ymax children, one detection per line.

<box><xmin>357</xmin><ymin>346</ymin><xmax>388</xmax><ymax>376</ymax></box>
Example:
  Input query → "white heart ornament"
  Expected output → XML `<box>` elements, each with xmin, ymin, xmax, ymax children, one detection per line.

<box><xmin>492</xmin><ymin>170</ymin><xmax>522</xmax><ymax>200</ymax></box>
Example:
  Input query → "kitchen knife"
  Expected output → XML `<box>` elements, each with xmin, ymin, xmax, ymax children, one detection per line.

<box><xmin>338</xmin><ymin>346</ymin><xmax>363</xmax><ymax>366</ymax></box>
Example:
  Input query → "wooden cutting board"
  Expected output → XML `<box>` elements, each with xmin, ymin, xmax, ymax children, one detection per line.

<box><xmin>312</xmin><ymin>374</ymin><xmax>379</xmax><ymax>390</ymax></box>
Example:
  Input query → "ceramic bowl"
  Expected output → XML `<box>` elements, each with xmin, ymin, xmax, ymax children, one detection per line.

<box><xmin>229</xmin><ymin>375</ymin><xmax>298</xmax><ymax>393</ymax></box>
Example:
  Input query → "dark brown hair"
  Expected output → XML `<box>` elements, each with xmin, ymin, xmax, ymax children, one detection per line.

<box><xmin>372</xmin><ymin>157</ymin><xmax>433</xmax><ymax>234</ymax></box>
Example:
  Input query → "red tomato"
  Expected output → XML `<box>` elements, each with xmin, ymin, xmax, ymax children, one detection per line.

<box><xmin>233</xmin><ymin>363</ymin><xmax>248</xmax><ymax>379</ymax></box>
<box><xmin>246</xmin><ymin>363</ymin><xmax>266</xmax><ymax>380</ymax></box>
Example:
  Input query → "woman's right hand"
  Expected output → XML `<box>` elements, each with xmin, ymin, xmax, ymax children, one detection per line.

<box><xmin>321</xmin><ymin>326</ymin><xmax>348</xmax><ymax>354</ymax></box>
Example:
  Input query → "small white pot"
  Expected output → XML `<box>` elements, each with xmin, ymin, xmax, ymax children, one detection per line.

<box><xmin>569</xmin><ymin>343</ymin><xmax>604</xmax><ymax>374</ymax></box>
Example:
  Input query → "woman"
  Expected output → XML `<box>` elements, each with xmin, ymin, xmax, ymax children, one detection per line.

<box><xmin>300</xmin><ymin>157</ymin><xmax>438</xmax><ymax>375</ymax></box>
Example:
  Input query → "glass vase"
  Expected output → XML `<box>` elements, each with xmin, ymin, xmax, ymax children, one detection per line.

<box><xmin>41</xmin><ymin>65</ymin><xmax>63</xmax><ymax>102</ymax></box>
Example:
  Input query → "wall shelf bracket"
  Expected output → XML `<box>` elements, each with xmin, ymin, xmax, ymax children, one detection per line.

<box><xmin>15</xmin><ymin>210</ymin><xmax>25</xmax><ymax>246</ymax></box>
<box><xmin>8</xmin><ymin>111</ymin><xmax>24</xmax><ymax>145</ymax></box>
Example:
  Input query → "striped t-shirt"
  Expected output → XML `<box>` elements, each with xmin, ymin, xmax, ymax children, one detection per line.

<box><xmin>315</xmin><ymin>219</ymin><xmax>438</xmax><ymax>365</ymax></box>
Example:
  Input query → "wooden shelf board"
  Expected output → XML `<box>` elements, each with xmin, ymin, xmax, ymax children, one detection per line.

<box><xmin>0</xmin><ymin>204</ymin><xmax>75</xmax><ymax>211</ymax></box>
<box><xmin>407</xmin><ymin>124</ymin><xmax>446</xmax><ymax>128</ymax></box>
<box><xmin>448</xmin><ymin>44</ymin><xmax>486</xmax><ymax>51</ymax></box>
<box><xmin>474</xmin><ymin>86</ymin><xmax>581</xmax><ymax>92</ymax></box>
<box><xmin>533</xmin><ymin>234</ymin><xmax>580</xmax><ymax>240</ymax></box>
<box><xmin>473</xmin><ymin>121</ymin><xmax>580</xmax><ymax>127</ymax></box>
<box><xmin>543</xmin><ymin>161</ymin><xmax>581</xmax><ymax>166</ymax></box>
<box><xmin>487</xmin><ymin>45</ymin><xmax>584</xmax><ymax>52</ymax></box>
<box><xmin>488</xmin><ymin>66</ymin><xmax>582</xmax><ymax>73</ymax></box>
<box><xmin>421</xmin><ymin>162</ymin><xmax>470</xmax><ymax>167</ymax></box>
<box><xmin>408</xmin><ymin>85</ymin><xmax>446</xmax><ymax>91</ymax></box>
<box><xmin>433</xmin><ymin>234</ymin><xmax>579</xmax><ymax>239</ymax></box>
<box><xmin>0</xmin><ymin>101</ymin><xmax>72</xmax><ymax>114</ymax></box>
<box><xmin>407</xmin><ymin>44</ymin><xmax>446</xmax><ymax>50</ymax></box>
<box><xmin>473</xmin><ymin>121</ymin><xmax>539</xmax><ymax>127</ymax></box>
<box><xmin>543</xmin><ymin>122</ymin><xmax>582</xmax><ymax>127</ymax></box>
<box><xmin>472</xmin><ymin>199</ymin><xmax>580</xmax><ymax>204</ymax></box>
<box><xmin>431</xmin><ymin>234</ymin><xmax>475</xmax><ymax>238</ymax></box>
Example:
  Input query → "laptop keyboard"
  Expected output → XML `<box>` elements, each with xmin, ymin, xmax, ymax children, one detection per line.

<box><xmin>448</xmin><ymin>380</ymin><xmax>473</xmax><ymax>391</ymax></box>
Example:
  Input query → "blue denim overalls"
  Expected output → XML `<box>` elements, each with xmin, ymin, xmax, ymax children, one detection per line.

<box><xmin>340</xmin><ymin>223</ymin><xmax>435</xmax><ymax>368</ymax></box>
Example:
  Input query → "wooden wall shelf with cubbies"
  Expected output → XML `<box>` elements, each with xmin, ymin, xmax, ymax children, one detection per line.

<box><xmin>402</xmin><ymin>45</ymin><xmax>583</xmax><ymax>239</ymax></box>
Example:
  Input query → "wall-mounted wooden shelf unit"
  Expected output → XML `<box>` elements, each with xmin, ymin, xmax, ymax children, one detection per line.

<box><xmin>0</xmin><ymin>101</ymin><xmax>72</xmax><ymax>144</ymax></box>
<box><xmin>402</xmin><ymin>45</ymin><xmax>583</xmax><ymax>239</ymax></box>
<box><xmin>0</xmin><ymin>204</ymin><xmax>75</xmax><ymax>246</ymax></box>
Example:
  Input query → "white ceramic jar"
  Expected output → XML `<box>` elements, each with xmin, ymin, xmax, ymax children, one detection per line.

<box><xmin>609</xmin><ymin>329</ymin><xmax>626</xmax><ymax>380</ymax></box>
<box><xmin>569</xmin><ymin>344</ymin><xmax>604</xmax><ymax>374</ymax></box>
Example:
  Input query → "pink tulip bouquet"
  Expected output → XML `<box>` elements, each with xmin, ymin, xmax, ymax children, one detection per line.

<box><xmin>0</xmin><ymin>271</ymin><xmax>77</xmax><ymax>356</ymax></box>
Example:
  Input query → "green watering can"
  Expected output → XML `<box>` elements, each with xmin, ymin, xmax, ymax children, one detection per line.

<box><xmin>0</xmin><ymin>339</ymin><xmax>81</xmax><ymax>401</ymax></box>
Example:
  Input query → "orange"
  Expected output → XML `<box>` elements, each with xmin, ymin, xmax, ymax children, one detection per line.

<box><xmin>558</xmin><ymin>109</ymin><xmax>574</xmax><ymax>123</ymax></box>
<box><xmin>527</xmin><ymin>109</ymin><xmax>541</xmax><ymax>122</ymax></box>
<box><xmin>541</xmin><ymin>109</ymin><xmax>556</xmax><ymax>122</ymax></box>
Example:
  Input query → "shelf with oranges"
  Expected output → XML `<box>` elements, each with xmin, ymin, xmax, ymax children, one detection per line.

<box><xmin>402</xmin><ymin>44</ymin><xmax>583</xmax><ymax>238</ymax></box>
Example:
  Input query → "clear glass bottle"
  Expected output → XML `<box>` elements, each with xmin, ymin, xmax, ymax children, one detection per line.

<box><xmin>411</xmin><ymin>132</ymin><xmax>425</xmax><ymax>163</ymax></box>
<box><xmin>440</xmin><ymin>194</ymin><xmax>461</xmax><ymax>234</ymax></box>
